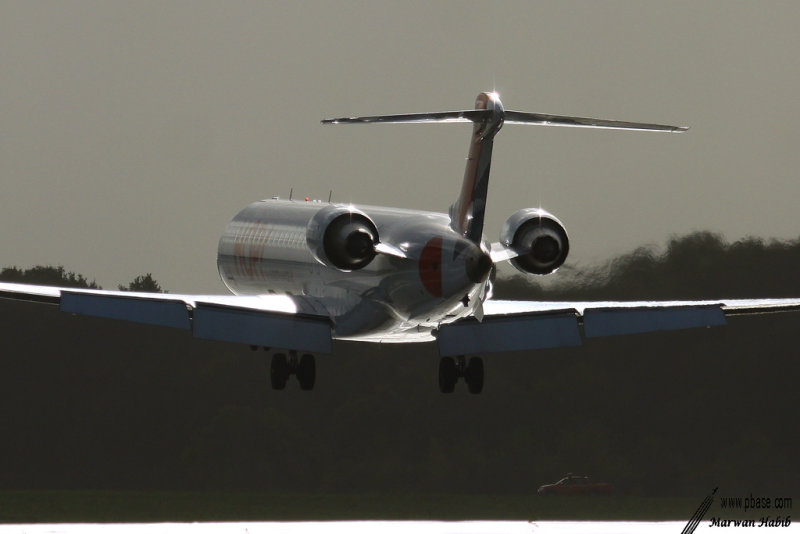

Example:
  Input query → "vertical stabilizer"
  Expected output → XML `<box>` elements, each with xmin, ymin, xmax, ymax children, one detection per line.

<box><xmin>449</xmin><ymin>92</ymin><xmax>505</xmax><ymax>243</ymax></box>
<box><xmin>322</xmin><ymin>92</ymin><xmax>686</xmax><ymax>245</ymax></box>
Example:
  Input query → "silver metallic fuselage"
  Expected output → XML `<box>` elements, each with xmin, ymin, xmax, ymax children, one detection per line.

<box><xmin>217</xmin><ymin>199</ymin><xmax>490</xmax><ymax>341</ymax></box>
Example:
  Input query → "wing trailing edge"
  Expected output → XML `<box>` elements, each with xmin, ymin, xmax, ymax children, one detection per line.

<box><xmin>0</xmin><ymin>282</ymin><xmax>333</xmax><ymax>354</ymax></box>
<box><xmin>438</xmin><ymin>311</ymin><xmax>582</xmax><ymax>356</ymax></box>
<box><xmin>435</xmin><ymin>298</ymin><xmax>800</xmax><ymax>356</ymax></box>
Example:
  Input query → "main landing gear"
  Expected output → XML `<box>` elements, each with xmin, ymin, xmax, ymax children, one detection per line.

<box><xmin>270</xmin><ymin>351</ymin><xmax>316</xmax><ymax>391</ymax></box>
<box><xmin>438</xmin><ymin>355</ymin><xmax>484</xmax><ymax>394</ymax></box>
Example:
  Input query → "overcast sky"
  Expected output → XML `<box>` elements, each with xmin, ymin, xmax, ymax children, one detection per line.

<box><xmin>2</xmin><ymin>1</ymin><xmax>799</xmax><ymax>293</ymax></box>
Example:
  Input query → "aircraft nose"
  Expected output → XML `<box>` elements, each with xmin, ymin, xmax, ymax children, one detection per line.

<box><xmin>465</xmin><ymin>244</ymin><xmax>493</xmax><ymax>284</ymax></box>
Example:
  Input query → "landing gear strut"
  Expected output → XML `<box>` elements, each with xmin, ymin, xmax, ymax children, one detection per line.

<box><xmin>438</xmin><ymin>355</ymin><xmax>483</xmax><ymax>394</ymax></box>
<box><xmin>270</xmin><ymin>351</ymin><xmax>316</xmax><ymax>391</ymax></box>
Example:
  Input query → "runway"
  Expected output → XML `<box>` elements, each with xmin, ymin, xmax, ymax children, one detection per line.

<box><xmin>0</xmin><ymin>520</ymin><xmax>735</xmax><ymax>534</ymax></box>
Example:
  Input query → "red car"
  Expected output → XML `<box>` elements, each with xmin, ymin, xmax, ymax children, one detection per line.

<box><xmin>537</xmin><ymin>474</ymin><xmax>614</xmax><ymax>496</ymax></box>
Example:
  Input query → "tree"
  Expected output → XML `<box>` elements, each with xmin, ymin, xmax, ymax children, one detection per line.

<box><xmin>493</xmin><ymin>231</ymin><xmax>800</xmax><ymax>301</ymax></box>
<box><xmin>118</xmin><ymin>273</ymin><xmax>166</xmax><ymax>293</ymax></box>
<box><xmin>0</xmin><ymin>265</ymin><xmax>101</xmax><ymax>288</ymax></box>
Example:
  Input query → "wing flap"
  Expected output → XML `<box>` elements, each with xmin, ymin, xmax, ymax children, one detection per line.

<box><xmin>484</xmin><ymin>298</ymin><xmax>800</xmax><ymax>317</ymax></box>
<box><xmin>438</xmin><ymin>312</ymin><xmax>581</xmax><ymax>356</ymax></box>
<box><xmin>193</xmin><ymin>303</ymin><xmax>332</xmax><ymax>353</ymax></box>
<box><xmin>61</xmin><ymin>291</ymin><xmax>191</xmax><ymax>330</ymax></box>
<box><xmin>475</xmin><ymin>298</ymin><xmax>800</xmax><ymax>352</ymax></box>
<box><xmin>582</xmin><ymin>305</ymin><xmax>726</xmax><ymax>338</ymax></box>
<box><xmin>0</xmin><ymin>282</ymin><xmax>332</xmax><ymax>353</ymax></box>
<box><xmin>470</xmin><ymin>298</ymin><xmax>800</xmax><ymax>353</ymax></box>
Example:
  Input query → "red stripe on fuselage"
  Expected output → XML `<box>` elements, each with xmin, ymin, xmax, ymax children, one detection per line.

<box><xmin>419</xmin><ymin>236</ymin><xmax>443</xmax><ymax>297</ymax></box>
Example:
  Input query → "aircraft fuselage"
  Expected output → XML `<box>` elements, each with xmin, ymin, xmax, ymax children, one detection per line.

<box><xmin>217</xmin><ymin>199</ymin><xmax>491</xmax><ymax>341</ymax></box>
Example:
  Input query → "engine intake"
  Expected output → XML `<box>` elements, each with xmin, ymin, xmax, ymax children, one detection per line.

<box><xmin>307</xmin><ymin>206</ymin><xmax>379</xmax><ymax>271</ymax></box>
<box><xmin>501</xmin><ymin>208</ymin><xmax>569</xmax><ymax>275</ymax></box>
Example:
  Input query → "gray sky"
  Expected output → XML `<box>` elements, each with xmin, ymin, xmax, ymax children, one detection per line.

<box><xmin>2</xmin><ymin>1</ymin><xmax>800</xmax><ymax>293</ymax></box>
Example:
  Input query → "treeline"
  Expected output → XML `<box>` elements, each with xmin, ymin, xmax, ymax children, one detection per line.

<box><xmin>6</xmin><ymin>231</ymin><xmax>794</xmax><ymax>299</ymax></box>
<box><xmin>0</xmin><ymin>266</ymin><xmax>165</xmax><ymax>293</ymax></box>
<box><xmin>0</xmin><ymin>232</ymin><xmax>797</xmax><ymax>499</ymax></box>
<box><xmin>494</xmin><ymin>231</ymin><xmax>800</xmax><ymax>300</ymax></box>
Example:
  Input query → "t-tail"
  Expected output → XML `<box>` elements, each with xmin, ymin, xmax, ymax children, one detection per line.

<box><xmin>451</xmin><ymin>92</ymin><xmax>503</xmax><ymax>242</ymax></box>
<box><xmin>322</xmin><ymin>92</ymin><xmax>687</xmax><ymax>243</ymax></box>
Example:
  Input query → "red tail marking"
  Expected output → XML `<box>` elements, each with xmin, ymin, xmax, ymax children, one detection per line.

<box><xmin>419</xmin><ymin>236</ymin><xmax>443</xmax><ymax>297</ymax></box>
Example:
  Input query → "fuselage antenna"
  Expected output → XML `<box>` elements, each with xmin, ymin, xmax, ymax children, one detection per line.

<box><xmin>328</xmin><ymin>190</ymin><xmax>333</xmax><ymax>203</ymax></box>
<box><xmin>289</xmin><ymin>188</ymin><xmax>293</xmax><ymax>201</ymax></box>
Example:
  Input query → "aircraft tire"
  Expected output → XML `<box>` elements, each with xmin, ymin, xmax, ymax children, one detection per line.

<box><xmin>297</xmin><ymin>353</ymin><xmax>316</xmax><ymax>391</ymax></box>
<box><xmin>438</xmin><ymin>357</ymin><xmax>457</xmax><ymax>393</ymax></box>
<box><xmin>270</xmin><ymin>353</ymin><xmax>289</xmax><ymax>390</ymax></box>
<box><xmin>465</xmin><ymin>357</ymin><xmax>484</xmax><ymax>394</ymax></box>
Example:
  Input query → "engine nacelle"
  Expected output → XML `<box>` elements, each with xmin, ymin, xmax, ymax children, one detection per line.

<box><xmin>307</xmin><ymin>205</ymin><xmax>379</xmax><ymax>271</ymax></box>
<box><xmin>500</xmin><ymin>208</ymin><xmax>569</xmax><ymax>275</ymax></box>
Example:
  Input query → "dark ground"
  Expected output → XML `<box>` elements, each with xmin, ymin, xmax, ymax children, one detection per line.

<box><xmin>0</xmin><ymin>300</ymin><xmax>797</xmax><ymax>496</ymax></box>
<box><xmin>0</xmin><ymin>491</ymin><xmax>727</xmax><ymax>523</ymax></box>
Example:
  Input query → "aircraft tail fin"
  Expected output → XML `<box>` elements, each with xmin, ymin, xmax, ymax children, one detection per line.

<box><xmin>323</xmin><ymin>92</ymin><xmax>687</xmax><ymax>244</ymax></box>
<box><xmin>450</xmin><ymin>92</ymin><xmax>504</xmax><ymax>243</ymax></box>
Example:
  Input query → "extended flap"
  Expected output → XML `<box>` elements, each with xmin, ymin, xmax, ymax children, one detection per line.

<box><xmin>60</xmin><ymin>292</ymin><xmax>191</xmax><ymax>330</ymax></box>
<box><xmin>583</xmin><ymin>305</ymin><xmax>726</xmax><ymax>338</ymax></box>
<box><xmin>192</xmin><ymin>304</ymin><xmax>332</xmax><ymax>354</ymax></box>
<box><xmin>438</xmin><ymin>312</ymin><xmax>581</xmax><ymax>356</ymax></box>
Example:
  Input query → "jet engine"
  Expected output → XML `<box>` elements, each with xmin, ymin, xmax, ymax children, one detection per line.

<box><xmin>500</xmin><ymin>208</ymin><xmax>569</xmax><ymax>275</ymax></box>
<box><xmin>307</xmin><ymin>205</ymin><xmax>379</xmax><ymax>271</ymax></box>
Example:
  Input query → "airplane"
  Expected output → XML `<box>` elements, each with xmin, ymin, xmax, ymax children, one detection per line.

<box><xmin>2</xmin><ymin>91</ymin><xmax>800</xmax><ymax>394</ymax></box>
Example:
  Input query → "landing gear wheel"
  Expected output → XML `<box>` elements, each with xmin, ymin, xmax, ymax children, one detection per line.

<box><xmin>270</xmin><ymin>353</ymin><xmax>289</xmax><ymax>390</ymax></box>
<box><xmin>438</xmin><ymin>357</ymin><xmax>457</xmax><ymax>393</ymax></box>
<box><xmin>297</xmin><ymin>353</ymin><xmax>316</xmax><ymax>391</ymax></box>
<box><xmin>465</xmin><ymin>357</ymin><xmax>484</xmax><ymax>395</ymax></box>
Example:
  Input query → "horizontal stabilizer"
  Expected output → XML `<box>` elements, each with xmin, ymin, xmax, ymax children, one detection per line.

<box><xmin>323</xmin><ymin>105</ymin><xmax>687</xmax><ymax>133</ymax></box>
<box><xmin>504</xmin><ymin>111</ymin><xmax>688</xmax><ymax>133</ymax></box>
<box><xmin>322</xmin><ymin>110</ymin><xmax>490</xmax><ymax>125</ymax></box>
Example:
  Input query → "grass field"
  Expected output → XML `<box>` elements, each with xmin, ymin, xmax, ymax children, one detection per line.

<box><xmin>0</xmin><ymin>491</ymin><xmax>739</xmax><ymax>524</ymax></box>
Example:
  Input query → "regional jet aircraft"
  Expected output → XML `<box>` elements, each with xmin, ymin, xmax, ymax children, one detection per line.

<box><xmin>2</xmin><ymin>92</ymin><xmax>799</xmax><ymax>393</ymax></box>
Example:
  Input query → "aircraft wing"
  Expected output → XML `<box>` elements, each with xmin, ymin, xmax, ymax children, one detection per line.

<box><xmin>436</xmin><ymin>298</ymin><xmax>800</xmax><ymax>356</ymax></box>
<box><xmin>0</xmin><ymin>282</ymin><xmax>333</xmax><ymax>354</ymax></box>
